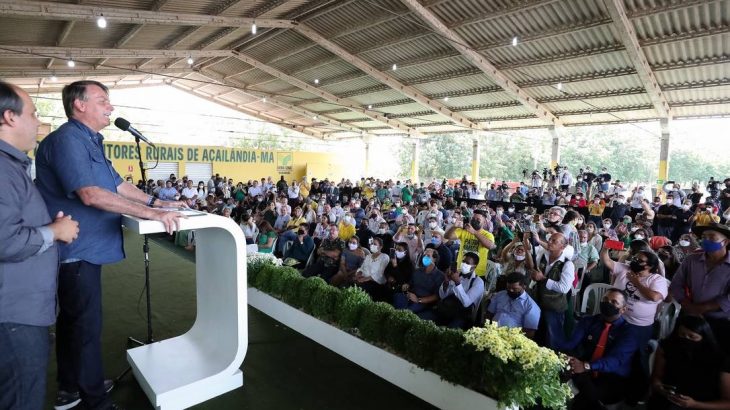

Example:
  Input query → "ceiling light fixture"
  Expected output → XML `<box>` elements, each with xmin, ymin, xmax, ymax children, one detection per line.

<box><xmin>392</xmin><ymin>63</ymin><xmax>397</xmax><ymax>71</ymax></box>
<box><xmin>262</xmin><ymin>97</ymin><xmax>266</xmax><ymax>103</ymax></box>
<box><xmin>512</xmin><ymin>36</ymin><xmax>518</xmax><ymax>46</ymax></box>
<box><xmin>313</xmin><ymin>115</ymin><xmax>318</xmax><ymax>120</ymax></box>
<box><xmin>50</xmin><ymin>74</ymin><xmax>57</xmax><ymax>82</ymax></box>
<box><xmin>444</xmin><ymin>96</ymin><xmax>449</xmax><ymax>102</ymax></box>
<box><xmin>187</xmin><ymin>56</ymin><xmax>194</xmax><ymax>65</ymax></box>
<box><xmin>97</xmin><ymin>14</ymin><xmax>107</xmax><ymax>29</ymax></box>
<box><xmin>314</xmin><ymin>78</ymin><xmax>319</xmax><ymax>85</ymax></box>
<box><xmin>251</xmin><ymin>22</ymin><xmax>257</xmax><ymax>35</ymax></box>
<box><xmin>556</xmin><ymin>82</ymin><xmax>563</xmax><ymax>91</ymax></box>
<box><xmin>367</xmin><ymin>104</ymin><xmax>372</xmax><ymax>109</ymax></box>
<box><xmin>67</xmin><ymin>59</ymin><xmax>75</xmax><ymax>68</ymax></box>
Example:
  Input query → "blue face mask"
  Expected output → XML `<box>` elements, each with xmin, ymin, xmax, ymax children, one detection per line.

<box><xmin>431</xmin><ymin>237</ymin><xmax>441</xmax><ymax>246</ymax></box>
<box><xmin>701</xmin><ymin>239</ymin><xmax>725</xmax><ymax>253</ymax></box>
<box><xmin>422</xmin><ymin>255</ymin><xmax>432</xmax><ymax>267</ymax></box>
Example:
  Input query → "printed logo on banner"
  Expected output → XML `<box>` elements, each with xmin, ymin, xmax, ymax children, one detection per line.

<box><xmin>277</xmin><ymin>152</ymin><xmax>293</xmax><ymax>174</ymax></box>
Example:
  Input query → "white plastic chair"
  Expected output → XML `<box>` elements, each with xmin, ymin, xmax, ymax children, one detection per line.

<box><xmin>580</xmin><ymin>283</ymin><xmax>613</xmax><ymax>315</ymax></box>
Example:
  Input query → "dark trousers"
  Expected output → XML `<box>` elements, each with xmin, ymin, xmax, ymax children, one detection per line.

<box><xmin>571</xmin><ymin>372</ymin><xmax>628</xmax><ymax>409</ymax></box>
<box><xmin>536</xmin><ymin>309</ymin><xmax>565</xmax><ymax>349</ymax></box>
<box><xmin>706</xmin><ymin>317</ymin><xmax>730</xmax><ymax>355</ymax></box>
<box><xmin>56</xmin><ymin>261</ymin><xmax>109</xmax><ymax>409</ymax></box>
<box><xmin>0</xmin><ymin>323</ymin><xmax>50</xmax><ymax>410</ymax></box>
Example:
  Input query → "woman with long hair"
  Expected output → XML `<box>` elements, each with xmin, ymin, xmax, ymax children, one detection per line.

<box><xmin>648</xmin><ymin>315</ymin><xmax>730</xmax><ymax>410</ymax></box>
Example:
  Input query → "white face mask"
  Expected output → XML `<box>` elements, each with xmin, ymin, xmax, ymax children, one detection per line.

<box><xmin>682</xmin><ymin>205</ymin><xmax>690</xmax><ymax>211</ymax></box>
<box><xmin>634</xmin><ymin>235</ymin><xmax>645</xmax><ymax>241</ymax></box>
<box><xmin>514</xmin><ymin>254</ymin><xmax>526</xmax><ymax>261</ymax></box>
<box><xmin>429</xmin><ymin>222</ymin><xmax>437</xmax><ymax>229</ymax></box>
<box><xmin>630</xmin><ymin>226</ymin><xmax>639</xmax><ymax>232</ymax></box>
<box><xmin>460</xmin><ymin>263</ymin><xmax>472</xmax><ymax>274</ymax></box>
<box><xmin>378</xmin><ymin>228</ymin><xmax>387</xmax><ymax>234</ymax></box>
<box><xmin>395</xmin><ymin>250</ymin><xmax>406</xmax><ymax>259</ymax></box>
<box><xmin>603</xmin><ymin>223</ymin><xmax>611</xmax><ymax>229</ymax></box>
<box><xmin>348</xmin><ymin>243</ymin><xmax>358</xmax><ymax>250</ymax></box>
<box><xmin>369</xmin><ymin>245</ymin><xmax>380</xmax><ymax>253</ymax></box>
<box><xmin>508</xmin><ymin>208</ymin><xmax>515</xmax><ymax>213</ymax></box>
<box><xmin>679</xmin><ymin>240</ymin><xmax>691</xmax><ymax>247</ymax></box>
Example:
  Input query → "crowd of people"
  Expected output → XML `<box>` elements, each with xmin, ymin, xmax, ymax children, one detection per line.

<box><xmin>158</xmin><ymin>173</ymin><xmax>730</xmax><ymax>410</ymax></box>
<box><xmin>2</xmin><ymin>77</ymin><xmax>730</xmax><ymax>410</ymax></box>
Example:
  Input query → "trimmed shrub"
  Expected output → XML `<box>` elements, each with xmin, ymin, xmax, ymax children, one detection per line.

<box><xmin>403</xmin><ymin>319</ymin><xmax>441</xmax><ymax>370</ymax></box>
<box><xmin>253</xmin><ymin>264</ymin><xmax>276</xmax><ymax>292</ymax></box>
<box><xmin>281</xmin><ymin>275</ymin><xmax>305</xmax><ymax>306</ymax></box>
<box><xmin>432</xmin><ymin>328</ymin><xmax>476</xmax><ymax>387</ymax></box>
<box><xmin>269</xmin><ymin>266</ymin><xmax>301</xmax><ymax>298</ymax></box>
<box><xmin>358</xmin><ymin>302</ymin><xmax>395</xmax><ymax>344</ymax></box>
<box><xmin>296</xmin><ymin>277</ymin><xmax>329</xmax><ymax>312</ymax></box>
<box><xmin>382</xmin><ymin>309</ymin><xmax>421</xmax><ymax>355</ymax></box>
<box><xmin>334</xmin><ymin>286</ymin><xmax>371</xmax><ymax>329</ymax></box>
<box><xmin>310</xmin><ymin>285</ymin><xmax>341</xmax><ymax>321</ymax></box>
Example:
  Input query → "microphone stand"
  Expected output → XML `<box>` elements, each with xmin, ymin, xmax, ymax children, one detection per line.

<box><xmin>116</xmin><ymin>136</ymin><xmax>154</xmax><ymax>382</ymax></box>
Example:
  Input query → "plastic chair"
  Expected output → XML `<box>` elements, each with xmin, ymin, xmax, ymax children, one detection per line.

<box><xmin>579</xmin><ymin>283</ymin><xmax>613</xmax><ymax>315</ymax></box>
<box><xmin>655</xmin><ymin>300</ymin><xmax>681</xmax><ymax>340</ymax></box>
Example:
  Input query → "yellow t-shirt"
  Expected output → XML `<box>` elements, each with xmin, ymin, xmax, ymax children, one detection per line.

<box><xmin>338</xmin><ymin>222</ymin><xmax>356</xmax><ymax>241</ymax></box>
<box><xmin>695</xmin><ymin>213</ymin><xmax>720</xmax><ymax>226</ymax></box>
<box><xmin>299</xmin><ymin>182</ymin><xmax>310</xmax><ymax>198</ymax></box>
<box><xmin>455</xmin><ymin>228</ymin><xmax>494</xmax><ymax>277</ymax></box>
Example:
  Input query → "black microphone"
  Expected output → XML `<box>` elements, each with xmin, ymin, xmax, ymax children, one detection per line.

<box><xmin>114</xmin><ymin>117</ymin><xmax>156</xmax><ymax>147</ymax></box>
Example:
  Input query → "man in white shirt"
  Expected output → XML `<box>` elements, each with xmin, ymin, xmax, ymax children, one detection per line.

<box><xmin>529</xmin><ymin>232</ymin><xmax>575</xmax><ymax>349</ymax></box>
<box><xmin>181</xmin><ymin>180</ymin><xmax>198</xmax><ymax>201</ymax></box>
<box><xmin>248</xmin><ymin>180</ymin><xmax>262</xmax><ymax>198</ymax></box>
<box><xmin>436</xmin><ymin>252</ymin><xmax>485</xmax><ymax>328</ymax></box>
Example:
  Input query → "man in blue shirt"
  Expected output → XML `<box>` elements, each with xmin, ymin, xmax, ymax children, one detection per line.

<box><xmin>557</xmin><ymin>288</ymin><xmax>639</xmax><ymax>410</ymax></box>
<box><xmin>35</xmin><ymin>80</ymin><xmax>186</xmax><ymax>410</ymax></box>
<box><xmin>157</xmin><ymin>180</ymin><xmax>179</xmax><ymax>201</ymax></box>
<box><xmin>0</xmin><ymin>81</ymin><xmax>79</xmax><ymax>410</ymax></box>
<box><xmin>486</xmin><ymin>272</ymin><xmax>540</xmax><ymax>339</ymax></box>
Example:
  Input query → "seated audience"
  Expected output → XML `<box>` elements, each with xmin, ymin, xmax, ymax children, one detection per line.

<box><xmin>436</xmin><ymin>253</ymin><xmax>485</xmax><ymax>329</ymax></box>
<box><xmin>648</xmin><ymin>315</ymin><xmax>730</xmax><ymax>410</ymax></box>
<box><xmin>354</xmin><ymin>237</ymin><xmax>390</xmax><ymax>301</ymax></box>
<box><xmin>393</xmin><ymin>248</ymin><xmax>442</xmax><ymax>321</ymax></box>
<box><xmin>283</xmin><ymin>223</ymin><xmax>315</xmax><ymax>269</ymax></box>
<box><xmin>330</xmin><ymin>236</ymin><xmax>366</xmax><ymax>287</ymax></box>
<box><xmin>486</xmin><ymin>272</ymin><xmax>540</xmax><ymax>338</ymax></box>
<box><xmin>302</xmin><ymin>225</ymin><xmax>344</xmax><ymax>282</ymax></box>
<box><xmin>558</xmin><ymin>288</ymin><xmax>640</xmax><ymax>410</ymax></box>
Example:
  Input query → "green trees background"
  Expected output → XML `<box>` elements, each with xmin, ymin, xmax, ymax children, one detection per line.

<box><xmin>397</xmin><ymin>126</ymin><xmax>730</xmax><ymax>184</ymax></box>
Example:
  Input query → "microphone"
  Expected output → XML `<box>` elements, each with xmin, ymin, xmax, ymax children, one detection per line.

<box><xmin>114</xmin><ymin>117</ymin><xmax>155</xmax><ymax>147</ymax></box>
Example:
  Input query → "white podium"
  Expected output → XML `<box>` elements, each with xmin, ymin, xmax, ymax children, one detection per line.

<box><xmin>122</xmin><ymin>213</ymin><xmax>247</xmax><ymax>410</ymax></box>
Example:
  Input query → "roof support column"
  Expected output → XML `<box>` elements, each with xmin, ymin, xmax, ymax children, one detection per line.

<box><xmin>471</xmin><ymin>131</ymin><xmax>480</xmax><ymax>183</ymax></box>
<box><xmin>549</xmin><ymin>125</ymin><xmax>561</xmax><ymax>169</ymax></box>
<box><xmin>657</xmin><ymin>118</ymin><xmax>671</xmax><ymax>196</ymax></box>
<box><xmin>410</xmin><ymin>140</ymin><xmax>420</xmax><ymax>184</ymax></box>
<box><xmin>362</xmin><ymin>133</ymin><xmax>371</xmax><ymax>177</ymax></box>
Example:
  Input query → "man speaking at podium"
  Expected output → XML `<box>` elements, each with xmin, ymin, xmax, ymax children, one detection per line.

<box><xmin>35</xmin><ymin>80</ymin><xmax>186</xmax><ymax>410</ymax></box>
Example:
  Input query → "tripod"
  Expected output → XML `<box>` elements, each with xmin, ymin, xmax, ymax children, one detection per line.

<box><xmin>116</xmin><ymin>136</ymin><xmax>155</xmax><ymax>382</ymax></box>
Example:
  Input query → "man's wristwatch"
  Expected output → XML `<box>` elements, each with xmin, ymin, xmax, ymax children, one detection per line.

<box><xmin>583</xmin><ymin>362</ymin><xmax>591</xmax><ymax>371</ymax></box>
<box><xmin>417</xmin><ymin>297</ymin><xmax>422</xmax><ymax>303</ymax></box>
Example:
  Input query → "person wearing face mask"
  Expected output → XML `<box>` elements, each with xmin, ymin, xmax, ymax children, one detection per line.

<box><xmin>374</xmin><ymin>221</ymin><xmax>393</xmax><ymax>252</ymax></box>
<box><xmin>599</xmin><ymin>218</ymin><xmax>618</xmax><ymax>240</ymax></box>
<box><xmin>385</xmin><ymin>243</ymin><xmax>414</xmax><ymax>295</ymax></box>
<box><xmin>353</xmin><ymin>237</ymin><xmax>390</xmax><ymax>301</ymax></box>
<box><xmin>558</xmin><ymin>289</ymin><xmax>640</xmax><ymax>410</ymax></box>
<box><xmin>349</xmin><ymin>200</ymin><xmax>366</xmax><ymax>226</ymax></box>
<box><xmin>393</xmin><ymin>223</ymin><xmax>424</xmax><ymax>266</ymax></box>
<box><xmin>655</xmin><ymin>194</ymin><xmax>679</xmax><ymax>239</ymax></box>
<box><xmin>657</xmin><ymin>245</ymin><xmax>682</xmax><ymax>281</ymax></box>
<box><xmin>330</xmin><ymin>237</ymin><xmax>366</xmax><ymax>287</ymax></box>
<box><xmin>486</xmin><ymin>272</ymin><xmax>540</xmax><ymax>338</ymax></box>
<box><xmin>648</xmin><ymin>315</ymin><xmax>730</xmax><ymax>410</ymax></box>
<box><xmin>604</xmin><ymin>194</ymin><xmax>630</xmax><ymax>226</ymax></box>
<box><xmin>610</xmin><ymin>250</ymin><xmax>668</xmax><ymax>402</ymax></box>
<box><xmin>500</xmin><ymin>237</ymin><xmax>534</xmax><ymax>277</ymax></box>
<box><xmin>421</xmin><ymin>214</ymin><xmax>440</xmax><ymax>243</ymax></box>
<box><xmin>282</xmin><ymin>223</ymin><xmax>315</xmax><ymax>270</ymax></box>
<box><xmin>303</xmin><ymin>225</ymin><xmax>344</xmax><ymax>281</ymax></box>
<box><xmin>424</xmin><ymin>229</ymin><xmax>452</xmax><ymax>271</ymax></box>
<box><xmin>436</xmin><ymin>253</ymin><xmax>486</xmax><ymax>329</ymax></box>
<box><xmin>393</xmin><ymin>249</ymin><xmax>442</xmax><ymax>321</ymax></box>
<box><xmin>670</xmin><ymin>223</ymin><xmax>730</xmax><ymax>353</ymax></box>
<box><xmin>445</xmin><ymin>210</ymin><xmax>496</xmax><ymax>278</ymax></box>
<box><xmin>721</xmin><ymin>178</ymin><xmax>730</xmax><ymax>215</ymax></box>
<box><xmin>276</xmin><ymin>206</ymin><xmax>307</xmax><ymax>255</ymax></box>
<box><xmin>574</xmin><ymin>230</ymin><xmax>599</xmax><ymax>287</ymax></box>
<box><xmin>673</xmin><ymin>233</ymin><xmax>699</xmax><ymax>262</ymax></box>
<box><xmin>662</xmin><ymin>182</ymin><xmax>687</xmax><ymax>208</ymax></box>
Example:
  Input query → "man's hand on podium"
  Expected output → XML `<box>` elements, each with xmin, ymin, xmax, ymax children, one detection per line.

<box><xmin>149</xmin><ymin>209</ymin><xmax>187</xmax><ymax>234</ymax></box>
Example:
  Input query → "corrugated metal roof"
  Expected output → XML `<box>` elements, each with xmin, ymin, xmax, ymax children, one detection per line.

<box><xmin>0</xmin><ymin>0</ymin><xmax>726</xmax><ymax>139</ymax></box>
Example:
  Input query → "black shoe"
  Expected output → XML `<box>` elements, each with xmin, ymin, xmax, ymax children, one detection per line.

<box><xmin>54</xmin><ymin>380</ymin><xmax>114</xmax><ymax>410</ymax></box>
